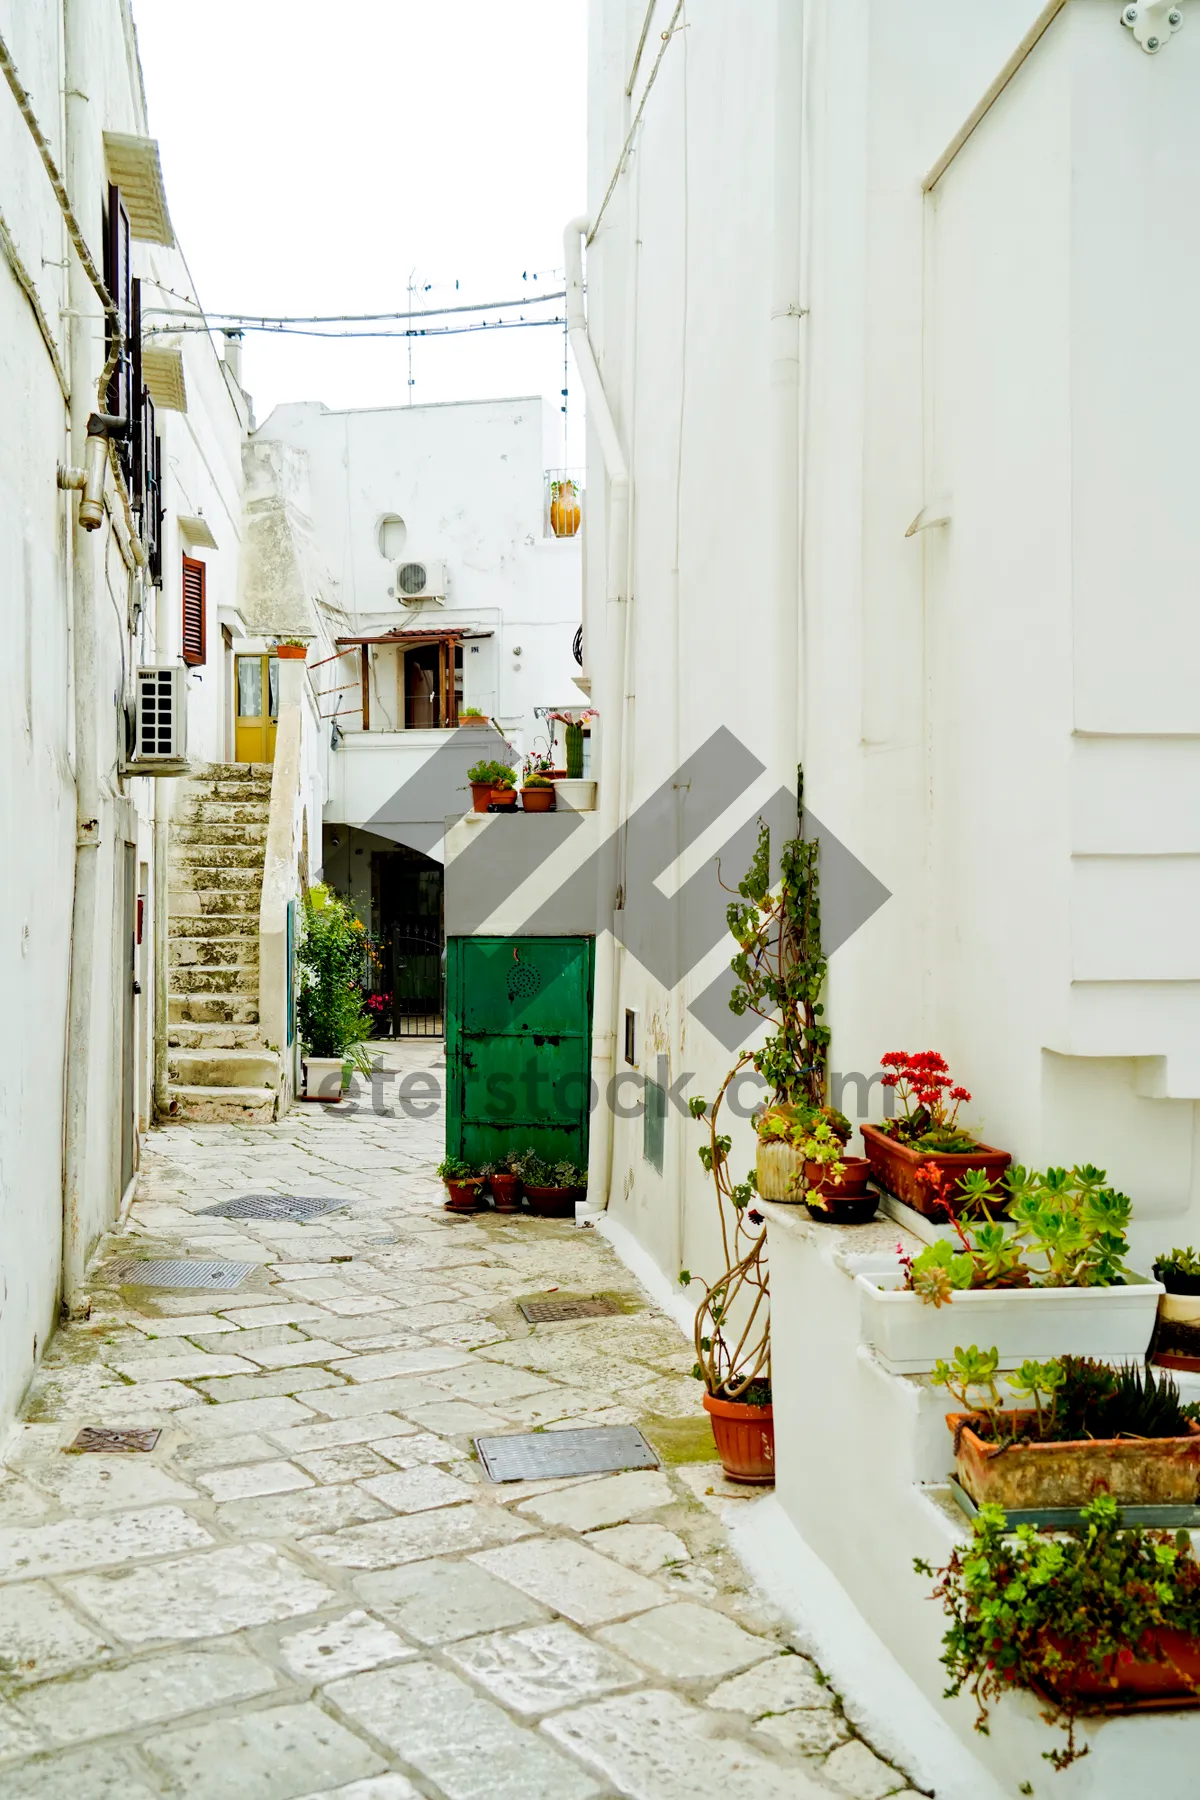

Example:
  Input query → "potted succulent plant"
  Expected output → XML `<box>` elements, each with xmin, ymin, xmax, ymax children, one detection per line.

<box><xmin>466</xmin><ymin>759</ymin><xmax>517</xmax><ymax>813</ymax></box>
<box><xmin>522</xmin><ymin>1155</ymin><xmax>586</xmax><ymax>1218</ymax></box>
<box><xmin>861</xmin><ymin>1052</ymin><xmax>1011</xmax><ymax>1217</ymax></box>
<box><xmin>917</xmin><ymin>1494</ymin><xmax>1200</xmax><ymax>1769</ymax></box>
<box><xmin>754</xmin><ymin>1101</ymin><xmax>851</xmax><ymax>1200</ymax></box>
<box><xmin>932</xmin><ymin>1344</ymin><xmax>1200</xmax><ymax>1511</ymax></box>
<box><xmin>857</xmin><ymin>1164</ymin><xmax>1162</xmax><ymax>1372</ymax></box>
<box><xmin>438</xmin><ymin>1156</ymin><xmax>484</xmax><ymax>1212</ymax></box>
<box><xmin>793</xmin><ymin>1117</ymin><xmax>878</xmax><ymax>1224</ymax></box>
<box><xmin>1152</xmin><ymin>1247</ymin><xmax>1200</xmax><ymax>1371</ymax></box>
<box><xmin>520</xmin><ymin>768</ymin><xmax>556</xmax><ymax>812</ymax></box>
<box><xmin>486</xmin><ymin>1150</ymin><xmax>526</xmax><ymax>1213</ymax></box>
<box><xmin>549</xmin><ymin>712</ymin><xmax>597</xmax><ymax>811</ymax></box>
<box><xmin>461</xmin><ymin>706</ymin><xmax>489</xmax><ymax>727</ymax></box>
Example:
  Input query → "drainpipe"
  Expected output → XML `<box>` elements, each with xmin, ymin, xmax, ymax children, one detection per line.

<box><xmin>564</xmin><ymin>215</ymin><xmax>629</xmax><ymax>1215</ymax></box>
<box><xmin>60</xmin><ymin>0</ymin><xmax>104</xmax><ymax>1307</ymax></box>
<box><xmin>771</xmin><ymin>0</ymin><xmax>805</xmax><ymax>796</ymax></box>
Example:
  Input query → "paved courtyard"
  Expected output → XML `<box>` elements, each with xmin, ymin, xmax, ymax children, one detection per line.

<box><xmin>0</xmin><ymin>1047</ymin><xmax>917</xmax><ymax>1800</ymax></box>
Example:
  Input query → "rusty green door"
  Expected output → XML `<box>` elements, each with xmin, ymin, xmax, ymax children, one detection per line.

<box><xmin>446</xmin><ymin>936</ymin><xmax>594</xmax><ymax>1170</ymax></box>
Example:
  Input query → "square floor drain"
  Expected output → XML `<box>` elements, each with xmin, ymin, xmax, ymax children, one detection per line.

<box><xmin>109</xmin><ymin>1258</ymin><xmax>257</xmax><ymax>1291</ymax></box>
<box><xmin>197</xmin><ymin>1194</ymin><xmax>349</xmax><ymax>1221</ymax></box>
<box><xmin>69</xmin><ymin>1426</ymin><xmax>161</xmax><ymax>1454</ymax></box>
<box><xmin>474</xmin><ymin>1425</ymin><xmax>660</xmax><ymax>1483</ymax></box>
<box><xmin>518</xmin><ymin>1296</ymin><xmax>621</xmax><ymax>1324</ymax></box>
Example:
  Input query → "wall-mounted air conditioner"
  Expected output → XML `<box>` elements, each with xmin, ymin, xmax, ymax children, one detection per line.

<box><xmin>395</xmin><ymin>558</ymin><xmax>447</xmax><ymax>605</ymax></box>
<box><xmin>124</xmin><ymin>664</ymin><xmax>189</xmax><ymax>772</ymax></box>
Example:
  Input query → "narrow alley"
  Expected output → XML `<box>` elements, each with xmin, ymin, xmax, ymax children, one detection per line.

<box><xmin>0</xmin><ymin>1049</ymin><xmax>915</xmax><ymax>1800</ymax></box>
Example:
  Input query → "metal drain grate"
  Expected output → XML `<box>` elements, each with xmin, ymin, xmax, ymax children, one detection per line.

<box><xmin>519</xmin><ymin>1296</ymin><xmax>621</xmax><ymax>1324</ymax></box>
<box><xmin>109</xmin><ymin>1258</ymin><xmax>257</xmax><ymax>1291</ymax></box>
<box><xmin>69</xmin><ymin>1426</ymin><xmax>161</xmax><ymax>1454</ymax></box>
<box><xmin>196</xmin><ymin>1194</ymin><xmax>350</xmax><ymax>1221</ymax></box>
<box><xmin>475</xmin><ymin>1424</ymin><xmax>660</xmax><ymax>1483</ymax></box>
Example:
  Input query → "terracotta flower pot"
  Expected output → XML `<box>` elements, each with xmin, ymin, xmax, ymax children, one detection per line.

<box><xmin>490</xmin><ymin>1173</ymin><xmax>524</xmax><ymax>1212</ymax></box>
<box><xmin>860</xmin><ymin>1122</ymin><xmax>1011</xmax><ymax>1218</ymax></box>
<box><xmin>444</xmin><ymin>1179</ymin><xmax>483</xmax><ymax>1213</ymax></box>
<box><xmin>491</xmin><ymin>786</ymin><xmax>518</xmax><ymax>809</ymax></box>
<box><xmin>1041</xmin><ymin>1627</ymin><xmax>1200</xmax><ymax>1705</ymax></box>
<box><xmin>470</xmin><ymin>782</ymin><xmax>493</xmax><ymax>814</ymax></box>
<box><xmin>804</xmin><ymin>1155</ymin><xmax>874</xmax><ymax>1197</ymax></box>
<box><xmin>703</xmin><ymin>1391</ymin><xmax>775</xmax><ymax>1485</ymax></box>
<box><xmin>520</xmin><ymin>786</ymin><xmax>555</xmax><ymax>812</ymax></box>
<box><xmin>524</xmin><ymin>1184</ymin><xmax>578</xmax><ymax>1218</ymax></box>
<box><xmin>948</xmin><ymin>1412</ymin><xmax>1200</xmax><ymax>1510</ymax></box>
<box><xmin>461</xmin><ymin>714</ymin><xmax>489</xmax><ymax>727</ymax></box>
<box><xmin>275</xmin><ymin>644</ymin><xmax>307</xmax><ymax>660</ymax></box>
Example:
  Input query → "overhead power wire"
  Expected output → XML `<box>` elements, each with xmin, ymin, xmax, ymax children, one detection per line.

<box><xmin>144</xmin><ymin>315</ymin><xmax>567</xmax><ymax>342</ymax></box>
<box><xmin>142</xmin><ymin>289</ymin><xmax>567</xmax><ymax>329</ymax></box>
<box><xmin>589</xmin><ymin>0</ymin><xmax>686</xmax><ymax>247</ymax></box>
<box><xmin>0</xmin><ymin>27</ymin><xmax>120</xmax><ymax>407</ymax></box>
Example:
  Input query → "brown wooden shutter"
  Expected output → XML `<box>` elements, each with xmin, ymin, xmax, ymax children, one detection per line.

<box><xmin>104</xmin><ymin>185</ymin><xmax>133</xmax><ymax>438</ymax></box>
<box><xmin>181</xmin><ymin>556</ymin><xmax>206</xmax><ymax>665</ymax></box>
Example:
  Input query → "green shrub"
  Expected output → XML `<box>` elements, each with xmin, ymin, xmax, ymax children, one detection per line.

<box><xmin>296</xmin><ymin>885</ymin><xmax>375</xmax><ymax>1061</ymax></box>
<box><xmin>437</xmin><ymin>1156</ymin><xmax>477</xmax><ymax>1181</ymax></box>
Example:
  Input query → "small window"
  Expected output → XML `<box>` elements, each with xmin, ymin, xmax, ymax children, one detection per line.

<box><xmin>181</xmin><ymin>555</ymin><xmax>206</xmax><ymax>666</ymax></box>
<box><xmin>624</xmin><ymin>1008</ymin><xmax>637</xmax><ymax>1067</ymax></box>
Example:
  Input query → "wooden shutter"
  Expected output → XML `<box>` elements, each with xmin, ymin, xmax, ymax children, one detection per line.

<box><xmin>130</xmin><ymin>278</ymin><xmax>144</xmax><ymax>501</ymax></box>
<box><xmin>103</xmin><ymin>185</ymin><xmax>133</xmax><ymax>444</ymax></box>
<box><xmin>181</xmin><ymin>555</ymin><xmax>206</xmax><ymax>665</ymax></box>
<box><xmin>146</xmin><ymin>420</ymin><xmax>163</xmax><ymax>587</ymax></box>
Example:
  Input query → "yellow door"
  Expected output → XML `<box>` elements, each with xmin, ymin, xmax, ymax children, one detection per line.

<box><xmin>234</xmin><ymin>654</ymin><xmax>278</xmax><ymax>764</ymax></box>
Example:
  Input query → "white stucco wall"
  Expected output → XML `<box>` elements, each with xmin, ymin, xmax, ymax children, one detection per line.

<box><xmin>0</xmin><ymin>0</ymin><xmax>251</xmax><ymax>1430</ymax></box>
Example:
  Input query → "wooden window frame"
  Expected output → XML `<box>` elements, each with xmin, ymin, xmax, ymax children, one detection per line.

<box><xmin>181</xmin><ymin>555</ymin><xmax>206</xmax><ymax>666</ymax></box>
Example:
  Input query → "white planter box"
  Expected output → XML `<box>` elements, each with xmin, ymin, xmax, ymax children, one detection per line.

<box><xmin>553</xmin><ymin>778</ymin><xmax>596</xmax><ymax>811</ymax></box>
<box><xmin>303</xmin><ymin>1056</ymin><xmax>346</xmax><ymax>1100</ymax></box>
<box><xmin>853</xmin><ymin>1253</ymin><xmax>1163</xmax><ymax>1373</ymax></box>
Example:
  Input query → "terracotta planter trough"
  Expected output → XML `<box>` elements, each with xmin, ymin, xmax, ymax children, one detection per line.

<box><xmin>948</xmin><ymin>1412</ymin><xmax>1200</xmax><ymax>1510</ymax></box>
<box><xmin>860</xmin><ymin>1121</ymin><xmax>1011</xmax><ymax>1218</ymax></box>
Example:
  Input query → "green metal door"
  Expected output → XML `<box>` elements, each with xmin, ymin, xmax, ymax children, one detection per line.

<box><xmin>446</xmin><ymin>936</ymin><xmax>594</xmax><ymax>1170</ymax></box>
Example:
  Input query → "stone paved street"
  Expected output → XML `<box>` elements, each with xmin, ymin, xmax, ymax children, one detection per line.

<box><xmin>0</xmin><ymin>1048</ymin><xmax>919</xmax><ymax>1800</ymax></box>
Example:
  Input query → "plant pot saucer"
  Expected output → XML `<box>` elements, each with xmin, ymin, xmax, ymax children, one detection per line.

<box><xmin>947</xmin><ymin>1475</ymin><xmax>1200</xmax><ymax>1532</ymax></box>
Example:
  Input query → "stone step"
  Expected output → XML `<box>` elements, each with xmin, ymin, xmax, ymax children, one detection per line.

<box><xmin>169</xmin><ymin>995</ymin><xmax>260</xmax><ymax>1025</ymax></box>
<box><xmin>174</xmin><ymin>822</ymin><xmax>269</xmax><ymax>848</ymax></box>
<box><xmin>165</xmin><ymin>1085</ymin><xmax>276</xmax><ymax>1126</ymax></box>
<box><xmin>170</xmin><ymin>965</ymin><xmax>259</xmax><ymax>995</ymax></box>
<box><xmin>170</xmin><ymin>913</ymin><xmax>258</xmax><ymax>940</ymax></box>
<box><xmin>171</xmin><ymin>843</ymin><xmax>266</xmax><ymax>870</ymax></box>
<box><xmin>170</xmin><ymin>936</ymin><xmax>260</xmax><ymax>970</ymax></box>
<box><xmin>185</xmin><ymin>798</ymin><xmax>273</xmax><ymax>822</ymax></box>
<box><xmin>172</xmin><ymin>886</ymin><xmax>261</xmax><ymax>917</ymax></box>
<box><xmin>169</xmin><ymin>1049</ymin><xmax>280</xmax><ymax>1089</ymax></box>
<box><xmin>168</xmin><ymin>1021</ymin><xmax>266</xmax><ymax>1050</ymax></box>
<box><xmin>170</xmin><ymin>869</ymin><xmax>263</xmax><ymax>898</ymax></box>
<box><xmin>187</xmin><ymin>761</ymin><xmax>274</xmax><ymax>783</ymax></box>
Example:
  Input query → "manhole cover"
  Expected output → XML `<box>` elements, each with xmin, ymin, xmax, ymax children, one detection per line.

<box><xmin>69</xmin><ymin>1426</ymin><xmax>161</xmax><ymax>1454</ymax></box>
<box><xmin>197</xmin><ymin>1194</ymin><xmax>349</xmax><ymax>1221</ymax></box>
<box><xmin>475</xmin><ymin>1425</ymin><xmax>659</xmax><ymax>1483</ymax></box>
<box><xmin>519</xmin><ymin>1296</ymin><xmax>621</xmax><ymax>1323</ymax></box>
<box><xmin>108</xmin><ymin>1258</ymin><xmax>257</xmax><ymax>1291</ymax></box>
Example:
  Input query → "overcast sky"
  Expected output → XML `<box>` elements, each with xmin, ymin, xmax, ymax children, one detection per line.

<box><xmin>132</xmin><ymin>0</ymin><xmax>587</xmax><ymax>459</ymax></box>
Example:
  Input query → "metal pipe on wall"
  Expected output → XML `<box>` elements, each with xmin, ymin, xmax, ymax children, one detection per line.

<box><xmin>564</xmin><ymin>214</ymin><xmax>629</xmax><ymax>1215</ymax></box>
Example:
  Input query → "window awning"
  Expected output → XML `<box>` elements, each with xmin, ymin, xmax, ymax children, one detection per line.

<box><xmin>335</xmin><ymin>628</ymin><xmax>493</xmax><ymax>648</ymax></box>
<box><xmin>103</xmin><ymin>133</ymin><xmax>175</xmax><ymax>245</ymax></box>
<box><xmin>142</xmin><ymin>346</ymin><xmax>187</xmax><ymax>412</ymax></box>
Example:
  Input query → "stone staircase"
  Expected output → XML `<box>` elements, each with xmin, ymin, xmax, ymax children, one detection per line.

<box><xmin>166</xmin><ymin>763</ymin><xmax>281</xmax><ymax>1124</ymax></box>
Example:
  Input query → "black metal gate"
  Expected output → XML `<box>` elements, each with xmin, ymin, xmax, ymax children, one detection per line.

<box><xmin>375</xmin><ymin>849</ymin><xmax>444</xmax><ymax>1039</ymax></box>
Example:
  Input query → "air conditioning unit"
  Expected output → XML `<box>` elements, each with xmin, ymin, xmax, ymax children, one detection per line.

<box><xmin>395</xmin><ymin>558</ymin><xmax>447</xmax><ymax>605</ymax></box>
<box><xmin>125</xmin><ymin>665</ymin><xmax>188</xmax><ymax>771</ymax></box>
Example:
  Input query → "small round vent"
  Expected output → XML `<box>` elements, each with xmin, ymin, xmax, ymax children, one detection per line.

<box><xmin>397</xmin><ymin>561</ymin><xmax>428</xmax><ymax>597</ymax></box>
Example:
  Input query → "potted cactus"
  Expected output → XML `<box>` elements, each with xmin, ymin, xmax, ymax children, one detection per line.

<box><xmin>1152</xmin><ymin>1247</ymin><xmax>1200</xmax><ymax>1371</ymax></box>
<box><xmin>551</xmin><ymin>712</ymin><xmax>596</xmax><ymax>811</ymax></box>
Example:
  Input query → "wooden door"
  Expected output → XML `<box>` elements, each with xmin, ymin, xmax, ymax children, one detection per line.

<box><xmin>234</xmin><ymin>654</ymin><xmax>278</xmax><ymax>763</ymax></box>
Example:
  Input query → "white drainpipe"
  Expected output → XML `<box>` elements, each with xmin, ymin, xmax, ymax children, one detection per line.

<box><xmin>564</xmin><ymin>215</ymin><xmax>629</xmax><ymax>1215</ymax></box>
<box><xmin>772</xmin><ymin>0</ymin><xmax>806</xmax><ymax>795</ymax></box>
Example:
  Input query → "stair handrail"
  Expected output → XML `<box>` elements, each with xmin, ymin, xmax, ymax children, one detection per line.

<box><xmin>259</xmin><ymin>660</ymin><xmax>312</xmax><ymax>1110</ymax></box>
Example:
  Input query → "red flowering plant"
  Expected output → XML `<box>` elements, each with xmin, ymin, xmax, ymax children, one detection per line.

<box><xmin>878</xmin><ymin>1051</ymin><xmax>978</xmax><ymax>1155</ymax></box>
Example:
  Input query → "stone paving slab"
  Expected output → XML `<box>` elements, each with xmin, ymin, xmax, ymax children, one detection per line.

<box><xmin>0</xmin><ymin>1045</ymin><xmax>917</xmax><ymax>1800</ymax></box>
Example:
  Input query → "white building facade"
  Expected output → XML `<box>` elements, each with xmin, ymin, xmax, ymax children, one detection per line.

<box><xmin>580</xmin><ymin>2</ymin><xmax>1200</xmax><ymax>1790</ymax></box>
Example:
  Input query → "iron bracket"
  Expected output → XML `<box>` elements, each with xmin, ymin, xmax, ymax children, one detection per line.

<box><xmin>1121</xmin><ymin>1</ymin><xmax>1183</xmax><ymax>52</ymax></box>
